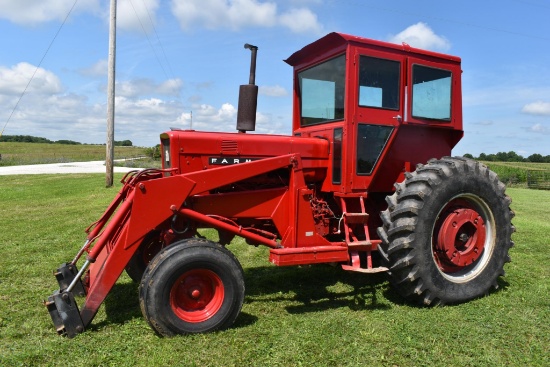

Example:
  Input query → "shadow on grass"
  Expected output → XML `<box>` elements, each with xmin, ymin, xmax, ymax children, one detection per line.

<box><xmin>381</xmin><ymin>273</ymin><xmax>511</xmax><ymax>308</ymax></box>
<box><xmin>93</xmin><ymin>281</ymin><xmax>142</xmax><ymax>331</ymax></box>
<box><xmin>243</xmin><ymin>264</ymin><xmax>392</xmax><ymax>314</ymax></box>
<box><xmin>98</xmin><ymin>264</ymin><xmax>510</xmax><ymax>331</ymax></box>
<box><xmin>98</xmin><ymin>264</ymin><xmax>391</xmax><ymax>331</ymax></box>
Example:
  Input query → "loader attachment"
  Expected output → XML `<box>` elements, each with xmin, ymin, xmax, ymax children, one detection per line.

<box><xmin>45</xmin><ymin>289</ymin><xmax>84</xmax><ymax>338</ymax></box>
<box><xmin>45</xmin><ymin>262</ymin><xmax>87</xmax><ymax>337</ymax></box>
<box><xmin>45</xmin><ymin>155</ymin><xmax>299</xmax><ymax>337</ymax></box>
<box><xmin>44</xmin><ymin>168</ymin><xmax>193</xmax><ymax>337</ymax></box>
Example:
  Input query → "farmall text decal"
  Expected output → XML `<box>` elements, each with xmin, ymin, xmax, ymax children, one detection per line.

<box><xmin>209</xmin><ymin>157</ymin><xmax>260</xmax><ymax>165</ymax></box>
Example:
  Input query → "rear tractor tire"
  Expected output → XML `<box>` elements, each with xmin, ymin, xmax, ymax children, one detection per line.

<box><xmin>377</xmin><ymin>157</ymin><xmax>515</xmax><ymax>305</ymax></box>
<box><xmin>139</xmin><ymin>238</ymin><xmax>245</xmax><ymax>336</ymax></box>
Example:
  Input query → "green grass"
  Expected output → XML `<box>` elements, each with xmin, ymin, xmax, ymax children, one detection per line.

<box><xmin>0</xmin><ymin>176</ymin><xmax>548</xmax><ymax>366</ymax></box>
<box><xmin>0</xmin><ymin>142</ymin><xmax>150</xmax><ymax>166</ymax></box>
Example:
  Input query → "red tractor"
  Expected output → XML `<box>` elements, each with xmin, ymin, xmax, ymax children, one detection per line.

<box><xmin>46</xmin><ymin>33</ymin><xmax>515</xmax><ymax>338</ymax></box>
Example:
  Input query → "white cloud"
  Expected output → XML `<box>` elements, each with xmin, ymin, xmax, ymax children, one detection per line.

<box><xmin>170</xmin><ymin>0</ymin><xmax>322</xmax><ymax>33</ymax></box>
<box><xmin>0</xmin><ymin>62</ymin><xmax>189</xmax><ymax>146</ymax></box>
<box><xmin>117</xmin><ymin>0</ymin><xmax>160</xmax><ymax>33</ymax></box>
<box><xmin>528</xmin><ymin>123</ymin><xmax>550</xmax><ymax>134</ymax></box>
<box><xmin>0</xmin><ymin>0</ymin><xmax>160</xmax><ymax>33</ymax></box>
<box><xmin>171</xmin><ymin>0</ymin><xmax>275</xmax><ymax>31</ymax></box>
<box><xmin>79</xmin><ymin>59</ymin><xmax>108</xmax><ymax>77</ymax></box>
<box><xmin>259</xmin><ymin>85</ymin><xmax>288</xmax><ymax>97</ymax></box>
<box><xmin>0</xmin><ymin>62</ymin><xmax>62</xmax><ymax>95</ymax></box>
<box><xmin>115</xmin><ymin>78</ymin><xmax>183</xmax><ymax>98</ymax></box>
<box><xmin>0</xmin><ymin>0</ymin><xmax>100</xmax><ymax>25</ymax></box>
<box><xmin>522</xmin><ymin>101</ymin><xmax>550</xmax><ymax>116</ymax></box>
<box><xmin>388</xmin><ymin>22</ymin><xmax>451</xmax><ymax>52</ymax></box>
<box><xmin>473</xmin><ymin>120</ymin><xmax>494</xmax><ymax>126</ymax></box>
<box><xmin>279</xmin><ymin>8</ymin><xmax>322</xmax><ymax>34</ymax></box>
<box><xmin>186</xmin><ymin>103</ymin><xmax>238</xmax><ymax>131</ymax></box>
<box><xmin>158</xmin><ymin>79</ymin><xmax>184</xmax><ymax>95</ymax></box>
<box><xmin>0</xmin><ymin>77</ymin><xmax>284</xmax><ymax>145</ymax></box>
<box><xmin>289</xmin><ymin>0</ymin><xmax>322</xmax><ymax>4</ymax></box>
<box><xmin>183</xmin><ymin>102</ymin><xmax>283</xmax><ymax>134</ymax></box>
<box><xmin>0</xmin><ymin>0</ymin><xmax>320</xmax><ymax>34</ymax></box>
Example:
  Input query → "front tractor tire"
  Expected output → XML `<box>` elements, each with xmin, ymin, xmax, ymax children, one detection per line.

<box><xmin>377</xmin><ymin>157</ymin><xmax>515</xmax><ymax>305</ymax></box>
<box><xmin>125</xmin><ymin>231</ymin><xmax>164</xmax><ymax>282</ymax></box>
<box><xmin>139</xmin><ymin>238</ymin><xmax>245</xmax><ymax>336</ymax></box>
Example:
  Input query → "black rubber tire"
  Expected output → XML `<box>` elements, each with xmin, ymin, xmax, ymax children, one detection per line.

<box><xmin>125</xmin><ymin>231</ymin><xmax>164</xmax><ymax>282</ymax></box>
<box><xmin>377</xmin><ymin>157</ymin><xmax>515</xmax><ymax>305</ymax></box>
<box><xmin>139</xmin><ymin>238</ymin><xmax>245</xmax><ymax>336</ymax></box>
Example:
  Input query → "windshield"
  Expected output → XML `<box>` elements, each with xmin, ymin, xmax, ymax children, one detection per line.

<box><xmin>298</xmin><ymin>54</ymin><xmax>346</xmax><ymax>126</ymax></box>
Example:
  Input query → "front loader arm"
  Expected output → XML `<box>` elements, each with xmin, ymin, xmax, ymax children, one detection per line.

<box><xmin>46</xmin><ymin>155</ymin><xmax>299</xmax><ymax>337</ymax></box>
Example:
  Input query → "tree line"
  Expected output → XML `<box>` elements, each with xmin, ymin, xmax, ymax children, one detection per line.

<box><xmin>0</xmin><ymin>135</ymin><xmax>133</xmax><ymax>147</ymax></box>
<box><xmin>463</xmin><ymin>151</ymin><xmax>550</xmax><ymax>163</ymax></box>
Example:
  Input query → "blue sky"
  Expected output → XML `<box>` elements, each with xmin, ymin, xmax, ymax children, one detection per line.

<box><xmin>0</xmin><ymin>0</ymin><xmax>549</xmax><ymax>157</ymax></box>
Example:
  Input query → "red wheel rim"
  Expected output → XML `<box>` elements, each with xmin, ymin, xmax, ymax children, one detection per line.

<box><xmin>170</xmin><ymin>269</ymin><xmax>224</xmax><ymax>323</ymax></box>
<box><xmin>433</xmin><ymin>199</ymin><xmax>487</xmax><ymax>274</ymax></box>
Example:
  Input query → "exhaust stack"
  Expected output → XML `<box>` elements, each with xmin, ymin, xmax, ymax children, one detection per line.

<box><xmin>236</xmin><ymin>43</ymin><xmax>258</xmax><ymax>133</ymax></box>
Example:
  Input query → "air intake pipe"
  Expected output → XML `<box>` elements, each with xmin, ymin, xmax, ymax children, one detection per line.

<box><xmin>236</xmin><ymin>43</ymin><xmax>258</xmax><ymax>133</ymax></box>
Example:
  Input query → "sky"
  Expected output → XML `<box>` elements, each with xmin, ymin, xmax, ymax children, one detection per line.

<box><xmin>0</xmin><ymin>0</ymin><xmax>549</xmax><ymax>157</ymax></box>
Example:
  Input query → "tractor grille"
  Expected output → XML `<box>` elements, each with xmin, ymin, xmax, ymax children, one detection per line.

<box><xmin>221</xmin><ymin>140</ymin><xmax>239</xmax><ymax>154</ymax></box>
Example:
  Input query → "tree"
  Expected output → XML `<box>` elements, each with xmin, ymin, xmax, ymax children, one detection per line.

<box><xmin>144</xmin><ymin>145</ymin><xmax>161</xmax><ymax>159</ymax></box>
<box><xmin>528</xmin><ymin>153</ymin><xmax>544</xmax><ymax>163</ymax></box>
<box><xmin>56</xmin><ymin>140</ymin><xmax>81</xmax><ymax>145</ymax></box>
<box><xmin>114</xmin><ymin>140</ymin><xmax>133</xmax><ymax>147</ymax></box>
<box><xmin>505</xmin><ymin>151</ymin><xmax>524</xmax><ymax>162</ymax></box>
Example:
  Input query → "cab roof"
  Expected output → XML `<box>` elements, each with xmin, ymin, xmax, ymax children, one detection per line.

<box><xmin>285</xmin><ymin>32</ymin><xmax>461</xmax><ymax>67</ymax></box>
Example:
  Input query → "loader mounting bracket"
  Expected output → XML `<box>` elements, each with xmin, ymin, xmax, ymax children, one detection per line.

<box><xmin>54</xmin><ymin>262</ymin><xmax>86</xmax><ymax>296</ymax></box>
<box><xmin>45</xmin><ymin>290</ymin><xmax>85</xmax><ymax>338</ymax></box>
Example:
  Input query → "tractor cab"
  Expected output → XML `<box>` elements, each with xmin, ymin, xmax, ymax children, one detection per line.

<box><xmin>285</xmin><ymin>33</ymin><xmax>464</xmax><ymax>194</ymax></box>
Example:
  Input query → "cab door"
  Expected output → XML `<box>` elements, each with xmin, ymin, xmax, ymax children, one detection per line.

<box><xmin>348</xmin><ymin>50</ymin><xmax>405</xmax><ymax>191</ymax></box>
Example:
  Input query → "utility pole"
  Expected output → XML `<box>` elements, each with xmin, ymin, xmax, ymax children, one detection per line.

<box><xmin>106</xmin><ymin>0</ymin><xmax>117</xmax><ymax>187</ymax></box>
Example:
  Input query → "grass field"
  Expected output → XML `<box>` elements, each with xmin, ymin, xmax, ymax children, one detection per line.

<box><xmin>0</xmin><ymin>174</ymin><xmax>548</xmax><ymax>366</ymax></box>
<box><xmin>0</xmin><ymin>142</ymin><xmax>150</xmax><ymax>166</ymax></box>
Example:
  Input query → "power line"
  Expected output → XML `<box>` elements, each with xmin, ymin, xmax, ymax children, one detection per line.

<box><xmin>1</xmin><ymin>0</ymin><xmax>79</xmax><ymax>138</ymax></box>
<box><xmin>129</xmin><ymin>0</ymin><xmax>188</xmax><ymax>124</ymax></box>
<box><xmin>140</xmin><ymin>0</ymin><xmax>178</xmax><ymax>79</ymax></box>
<box><xmin>128</xmin><ymin>0</ymin><xmax>170</xmax><ymax>80</ymax></box>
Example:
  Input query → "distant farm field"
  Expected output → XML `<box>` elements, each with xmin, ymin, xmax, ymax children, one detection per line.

<box><xmin>0</xmin><ymin>142</ymin><xmax>150</xmax><ymax>166</ymax></box>
<box><xmin>0</xmin><ymin>174</ymin><xmax>548</xmax><ymax>366</ymax></box>
<box><xmin>482</xmin><ymin>161</ymin><xmax>550</xmax><ymax>188</ymax></box>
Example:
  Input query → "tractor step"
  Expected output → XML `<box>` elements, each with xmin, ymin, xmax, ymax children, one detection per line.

<box><xmin>269</xmin><ymin>246</ymin><xmax>349</xmax><ymax>266</ymax></box>
<box><xmin>343</xmin><ymin>212</ymin><xmax>369</xmax><ymax>224</ymax></box>
<box><xmin>341</xmin><ymin>264</ymin><xmax>388</xmax><ymax>273</ymax></box>
<box><xmin>346</xmin><ymin>240</ymin><xmax>372</xmax><ymax>248</ymax></box>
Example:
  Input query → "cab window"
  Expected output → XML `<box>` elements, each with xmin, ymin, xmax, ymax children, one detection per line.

<box><xmin>298</xmin><ymin>55</ymin><xmax>346</xmax><ymax>126</ymax></box>
<box><xmin>356</xmin><ymin>124</ymin><xmax>393</xmax><ymax>175</ymax></box>
<box><xmin>412</xmin><ymin>65</ymin><xmax>452</xmax><ymax>120</ymax></box>
<box><xmin>358</xmin><ymin>56</ymin><xmax>400</xmax><ymax>110</ymax></box>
